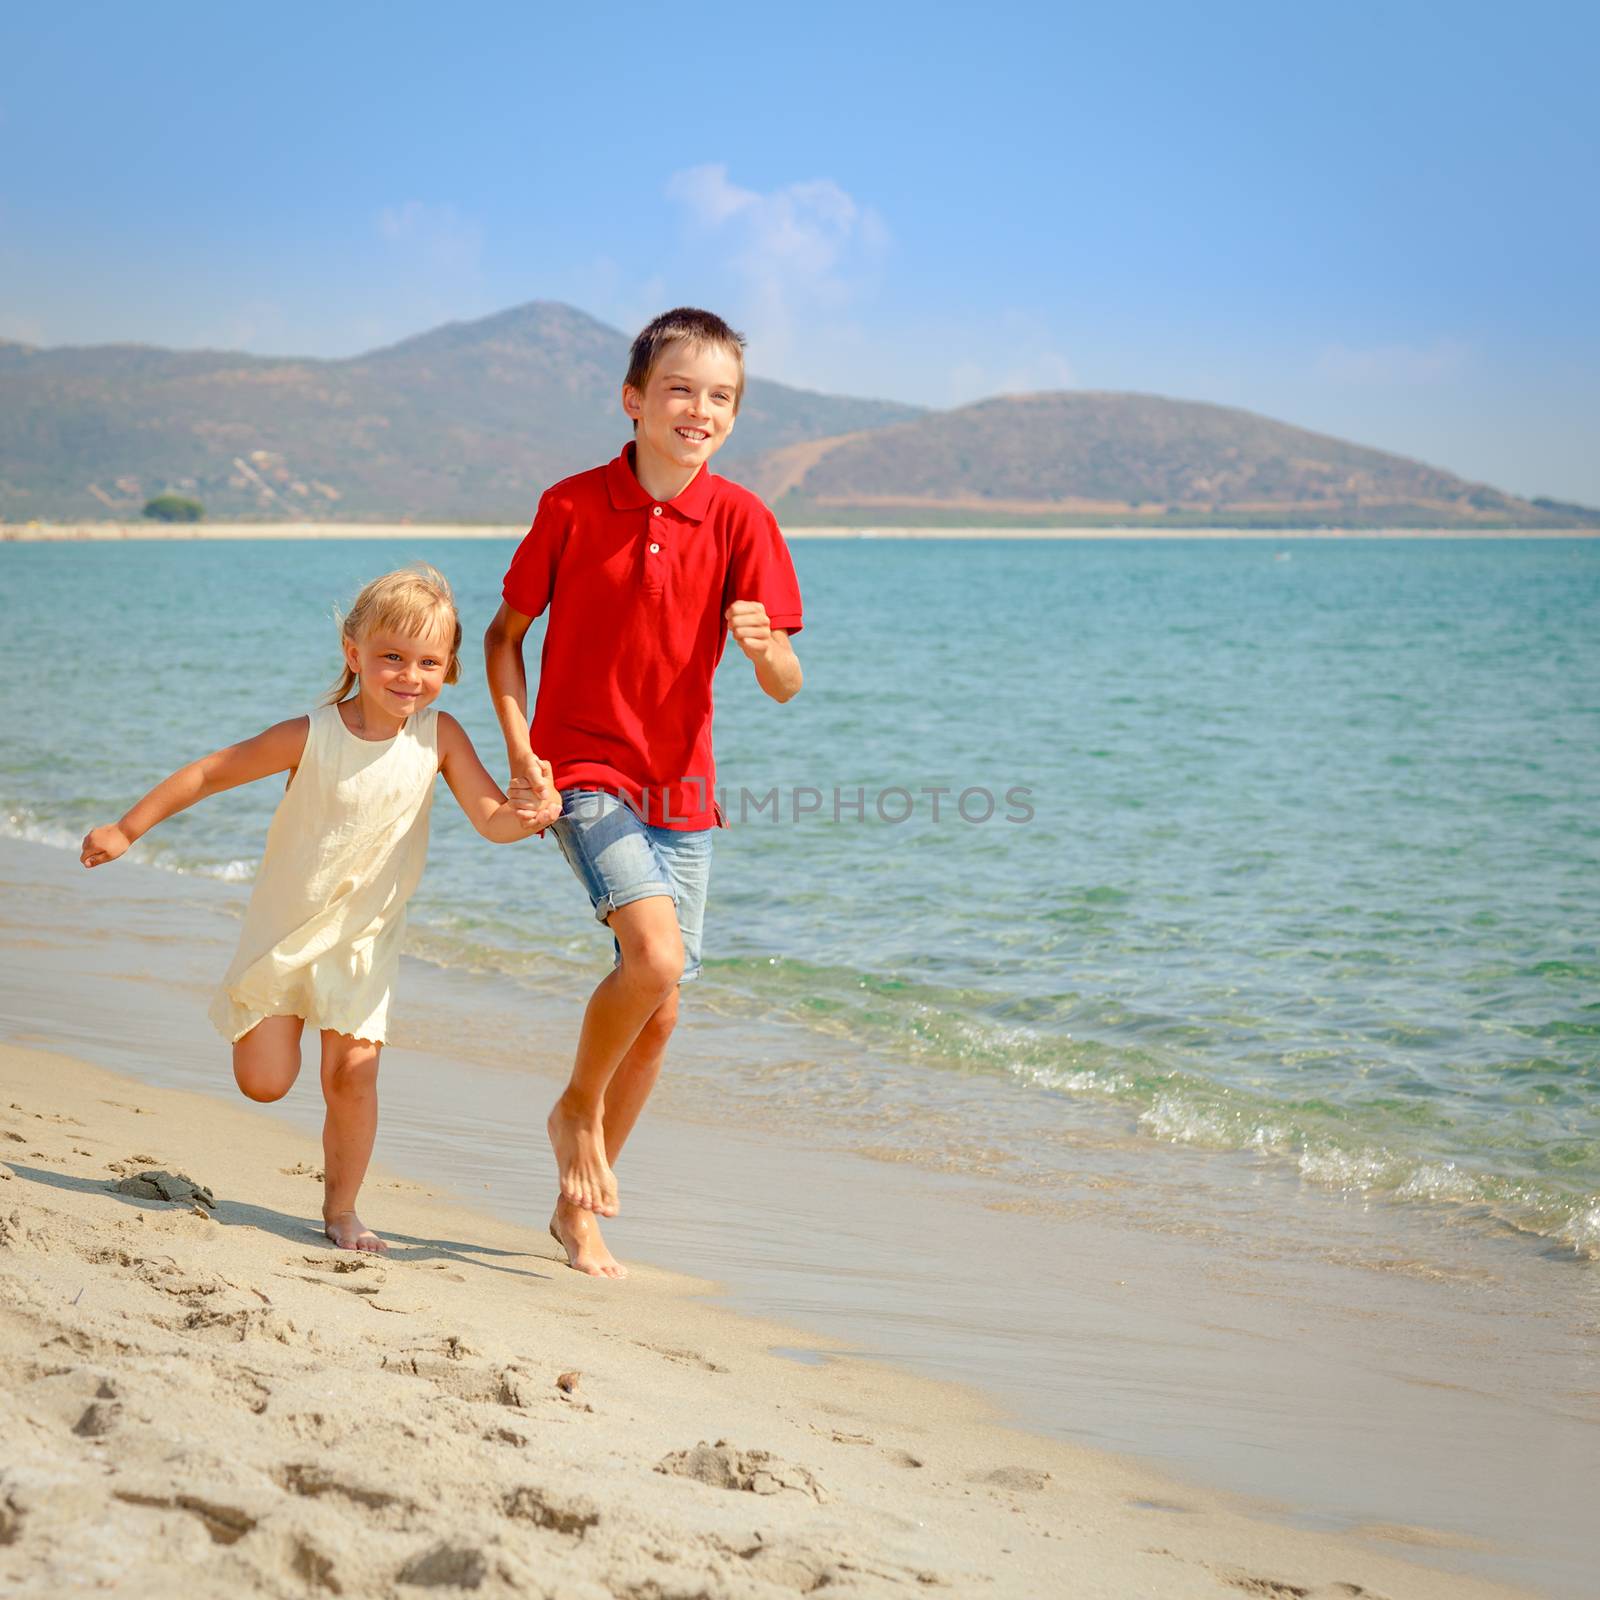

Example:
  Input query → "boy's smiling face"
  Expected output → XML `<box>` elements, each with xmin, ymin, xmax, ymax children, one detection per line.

<box><xmin>622</xmin><ymin>338</ymin><xmax>741</xmax><ymax>485</ymax></box>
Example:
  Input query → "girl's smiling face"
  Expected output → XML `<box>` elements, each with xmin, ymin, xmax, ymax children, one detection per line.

<box><xmin>344</xmin><ymin>626</ymin><xmax>453</xmax><ymax>721</ymax></box>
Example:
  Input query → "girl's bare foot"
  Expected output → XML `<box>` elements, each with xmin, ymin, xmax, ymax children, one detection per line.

<box><xmin>549</xmin><ymin>1199</ymin><xmax>627</xmax><ymax>1279</ymax></box>
<box><xmin>547</xmin><ymin>1095</ymin><xmax>618</xmax><ymax>1215</ymax></box>
<box><xmin>324</xmin><ymin>1209</ymin><xmax>387</xmax><ymax>1253</ymax></box>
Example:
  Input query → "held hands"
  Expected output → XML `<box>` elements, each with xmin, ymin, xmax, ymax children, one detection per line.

<box><xmin>80</xmin><ymin>824</ymin><xmax>131</xmax><ymax>868</ymax></box>
<box><xmin>725</xmin><ymin>599</ymin><xmax>775</xmax><ymax>662</ymax></box>
<box><xmin>508</xmin><ymin>757</ymin><xmax>562</xmax><ymax>832</ymax></box>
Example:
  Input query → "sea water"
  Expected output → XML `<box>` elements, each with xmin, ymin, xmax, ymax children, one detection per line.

<box><xmin>4</xmin><ymin>536</ymin><xmax>1596</xmax><ymax>1261</ymax></box>
<box><xmin>8</xmin><ymin>534</ymin><xmax>1600</xmax><ymax>1592</ymax></box>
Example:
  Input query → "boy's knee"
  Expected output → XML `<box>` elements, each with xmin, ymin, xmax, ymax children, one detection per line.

<box><xmin>622</xmin><ymin>939</ymin><xmax>684</xmax><ymax>999</ymax></box>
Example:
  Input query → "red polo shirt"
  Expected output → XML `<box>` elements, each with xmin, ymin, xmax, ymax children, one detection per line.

<box><xmin>501</xmin><ymin>444</ymin><xmax>804</xmax><ymax>830</ymax></box>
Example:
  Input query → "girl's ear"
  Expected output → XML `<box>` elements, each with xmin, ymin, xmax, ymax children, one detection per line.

<box><xmin>343</xmin><ymin>634</ymin><xmax>361</xmax><ymax>678</ymax></box>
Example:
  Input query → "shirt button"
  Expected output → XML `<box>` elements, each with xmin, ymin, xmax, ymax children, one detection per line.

<box><xmin>649</xmin><ymin>542</ymin><xmax>660</xmax><ymax>554</ymax></box>
<box><xmin>651</xmin><ymin>505</ymin><xmax>663</xmax><ymax>517</ymax></box>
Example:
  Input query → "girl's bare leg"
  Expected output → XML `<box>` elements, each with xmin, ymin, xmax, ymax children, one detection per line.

<box><xmin>551</xmin><ymin>987</ymin><xmax>679</xmax><ymax>1279</ymax></box>
<box><xmin>233</xmin><ymin>1014</ymin><xmax>305</xmax><ymax>1102</ymax></box>
<box><xmin>319</xmin><ymin>1030</ymin><xmax>385</xmax><ymax>1252</ymax></box>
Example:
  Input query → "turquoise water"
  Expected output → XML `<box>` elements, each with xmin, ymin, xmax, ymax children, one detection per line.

<box><xmin>4</xmin><ymin>536</ymin><xmax>1598</xmax><ymax>1255</ymax></box>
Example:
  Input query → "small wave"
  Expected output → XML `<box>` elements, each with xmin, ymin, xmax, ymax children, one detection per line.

<box><xmin>1138</xmin><ymin>1093</ymin><xmax>1293</xmax><ymax>1152</ymax></box>
<box><xmin>2</xmin><ymin>810</ymin><xmax>82</xmax><ymax>854</ymax></box>
<box><xmin>2</xmin><ymin>807</ymin><xmax>256</xmax><ymax>882</ymax></box>
<box><xmin>191</xmin><ymin>857</ymin><xmax>258</xmax><ymax>883</ymax></box>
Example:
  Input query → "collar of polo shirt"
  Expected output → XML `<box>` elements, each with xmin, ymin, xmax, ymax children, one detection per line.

<box><xmin>604</xmin><ymin>443</ymin><xmax>717</xmax><ymax>523</ymax></box>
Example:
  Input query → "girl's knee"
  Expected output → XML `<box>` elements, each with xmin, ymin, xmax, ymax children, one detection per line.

<box><xmin>235</xmin><ymin>1068</ymin><xmax>292</xmax><ymax>1104</ymax></box>
<box><xmin>323</xmin><ymin>1049</ymin><xmax>380</xmax><ymax>1099</ymax></box>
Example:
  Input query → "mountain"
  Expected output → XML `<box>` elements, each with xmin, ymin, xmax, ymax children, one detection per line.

<box><xmin>741</xmin><ymin>392</ymin><xmax>1600</xmax><ymax>529</ymax></box>
<box><xmin>2</xmin><ymin>310</ymin><xmax>1592</xmax><ymax>528</ymax></box>
<box><xmin>0</xmin><ymin>303</ymin><xmax>921</xmax><ymax>522</ymax></box>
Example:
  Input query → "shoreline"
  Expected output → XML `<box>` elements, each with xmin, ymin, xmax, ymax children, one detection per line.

<box><xmin>5</xmin><ymin>519</ymin><xmax>1599</xmax><ymax>542</ymax></box>
<box><xmin>2</xmin><ymin>834</ymin><xmax>1594</xmax><ymax>1596</ymax></box>
<box><xmin>0</xmin><ymin>1040</ymin><xmax>1541</xmax><ymax>1599</ymax></box>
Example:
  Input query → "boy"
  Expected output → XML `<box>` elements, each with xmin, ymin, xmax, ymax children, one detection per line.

<box><xmin>486</xmin><ymin>308</ymin><xmax>804</xmax><ymax>1278</ymax></box>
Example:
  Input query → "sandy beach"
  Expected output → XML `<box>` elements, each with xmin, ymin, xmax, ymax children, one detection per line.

<box><xmin>1</xmin><ymin>1036</ymin><xmax>1544</xmax><ymax>1600</ymax></box>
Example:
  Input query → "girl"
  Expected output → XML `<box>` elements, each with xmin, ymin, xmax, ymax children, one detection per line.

<box><xmin>80</xmin><ymin>564</ymin><xmax>557</xmax><ymax>1253</ymax></box>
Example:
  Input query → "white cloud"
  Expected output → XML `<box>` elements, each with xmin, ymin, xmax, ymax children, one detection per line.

<box><xmin>377</xmin><ymin>201</ymin><xmax>484</xmax><ymax>278</ymax></box>
<box><xmin>664</xmin><ymin>165</ymin><xmax>888</xmax><ymax>375</ymax></box>
<box><xmin>1315</xmin><ymin>338</ymin><xmax>1470</xmax><ymax>387</ymax></box>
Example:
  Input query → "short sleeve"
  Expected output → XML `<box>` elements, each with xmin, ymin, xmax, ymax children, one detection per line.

<box><xmin>501</xmin><ymin>491</ymin><xmax>568</xmax><ymax>620</ymax></box>
<box><xmin>726</xmin><ymin>500</ymin><xmax>804</xmax><ymax>635</ymax></box>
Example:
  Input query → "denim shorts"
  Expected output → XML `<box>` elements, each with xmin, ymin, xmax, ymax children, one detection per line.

<box><xmin>548</xmin><ymin>788</ymin><xmax>714</xmax><ymax>983</ymax></box>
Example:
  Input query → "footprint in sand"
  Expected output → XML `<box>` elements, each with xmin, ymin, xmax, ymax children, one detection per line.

<box><xmin>396</xmin><ymin>1543</ymin><xmax>488</xmax><ymax>1590</ymax></box>
<box><xmin>381</xmin><ymin>1350</ymin><xmax>538</xmax><ymax>1410</ymax></box>
<box><xmin>300</xmin><ymin>1253</ymin><xmax>380</xmax><ymax>1275</ymax></box>
<box><xmin>72</xmin><ymin>1399</ymin><xmax>121</xmax><ymax>1437</ymax></box>
<box><xmin>635</xmin><ymin>1341</ymin><xmax>728</xmax><ymax>1373</ymax></box>
<box><xmin>725</xmin><ymin>1538</ymin><xmax>940</xmax><ymax>1595</ymax></box>
<box><xmin>113</xmin><ymin>1490</ymin><xmax>257</xmax><ymax>1546</ymax></box>
<box><xmin>278</xmin><ymin>1462</ymin><xmax>408</xmax><ymax>1515</ymax></box>
<box><xmin>501</xmin><ymin>1484</ymin><xmax>600</xmax><ymax>1538</ymax></box>
<box><xmin>290</xmin><ymin>1539</ymin><xmax>339</xmax><ymax>1592</ymax></box>
<box><xmin>971</xmin><ymin>1465</ymin><xmax>1052</xmax><ymax>1492</ymax></box>
<box><xmin>656</xmin><ymin>1441</ymin><xmax>827</xmax><ymax>1503</ymax></box>
<box><xmin>1215</xmin><ymin>1572</ymin><xmax>1392</xmax><ymax>1600</ymax></box>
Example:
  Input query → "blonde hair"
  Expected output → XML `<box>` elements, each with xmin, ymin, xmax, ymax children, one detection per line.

<box><xmin>325</xmin><ymin>563</ymin><xmax>463</xmax><ymax>705</ymax></box>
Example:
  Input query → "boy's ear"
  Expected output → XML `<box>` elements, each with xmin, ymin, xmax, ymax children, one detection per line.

<box><xmin>621</xmin><ymin>383</ymin><xmax>643</xmax><ymax>422</ymax></box>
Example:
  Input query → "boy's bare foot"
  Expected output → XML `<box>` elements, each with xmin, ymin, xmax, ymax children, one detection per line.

<box><xmin>324</xmin><ymin>1209</ymin><xmax>388</xmax><ymax>1253</ymax></box>
<box><xmin>549</xmin><ymin>1201</ymin><xmax>627</xmax><ymax>1279</ymax></box>
<box><xmin>546</xmin><ymin>1096</ymin><xmax>619</xmax><ymax>1216</ymax></box>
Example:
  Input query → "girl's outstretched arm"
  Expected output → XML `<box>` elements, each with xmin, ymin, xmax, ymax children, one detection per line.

<box><xmin>80</xmin><ymin>716</ymin><xmax>310</xmax><ymax>868</ymax></box>
<box><xmin>436</xmin><ymin>712</ymin><xmax>556</xmax><ymax>843</ymax></box>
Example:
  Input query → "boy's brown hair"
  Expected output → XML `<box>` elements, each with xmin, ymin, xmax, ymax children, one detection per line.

<box><xmin>624</xmin><ymin>307</ymin><xmax>747</xmax><ymax>412</ymax></box>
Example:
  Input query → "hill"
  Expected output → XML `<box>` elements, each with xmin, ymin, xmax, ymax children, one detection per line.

<box><xmin>0</xmin><ymin>303</ymin><xmax>921</xmax><ymax>522</ymax></box>
<box><xmin>742</xmin><ymin>392</ymin><xmax>1599</xmax><ymax>530</ymax></box>
<box><xmin>2</xmin><ymin>312</ymin><xmax>1592</xmax><ymax>528</ymax></box>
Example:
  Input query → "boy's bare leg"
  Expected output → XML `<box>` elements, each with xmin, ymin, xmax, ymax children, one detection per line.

<box><xmin>319</xmin><ymin>1031</ymin><xmax>386</xmax><ymax>1253</ymax></box>
<box><xmin>547</xmin><ymin>896</ymin><xmax>683</xmax><ymax>1217</ymax></box>
<box><xmin>552</xmin><ymin>987</ymin><xmax>678</xmax><ymax>1278</ymax></box>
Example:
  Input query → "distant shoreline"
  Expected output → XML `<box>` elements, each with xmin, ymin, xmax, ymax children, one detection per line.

<box><xmin>6</xmin><ymin>520</ymin><xmax>1598</xmax><ymax>543</ymax></box>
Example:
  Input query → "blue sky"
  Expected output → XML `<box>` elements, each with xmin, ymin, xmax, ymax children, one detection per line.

<box><xmin>3</xmin><ymin>2</ymin><xmax>1597</xmax><ymax>502</ymax></box>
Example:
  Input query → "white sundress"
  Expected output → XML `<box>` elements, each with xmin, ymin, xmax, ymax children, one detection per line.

<box><xmin>209</xmin><ymin>702</ymin><xmax>439</xmax><ymax>1046</ymax></box>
